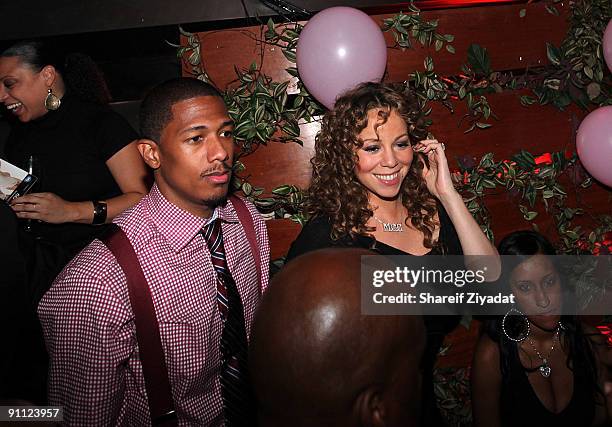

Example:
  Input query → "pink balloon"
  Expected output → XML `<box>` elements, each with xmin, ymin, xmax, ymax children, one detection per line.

<box><xmin>296</xmin><ymin>7</ymin><xmax>387</xmax><ymax>109</ymax></box>
<box><xmin>604</xmin><ymin>19</ymin><xmax>612</xmax><ymax>73</ymax></box>
<box><xmin>576</xmin><ymin>106</ymin><xmax>612</xmax><ymax>188</ymax></box>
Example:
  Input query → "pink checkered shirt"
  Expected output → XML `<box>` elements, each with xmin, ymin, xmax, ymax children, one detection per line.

<box><xmin>38</xmin><ymin>184</ymin><xmax>270</xmax><ymax>426</ymax></box>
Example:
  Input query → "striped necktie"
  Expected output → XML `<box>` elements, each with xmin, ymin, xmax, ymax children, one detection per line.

<box><xmin>202</xmin><ymin>218</ymin><xmax>256</xmax><ymax>426</ymax></box>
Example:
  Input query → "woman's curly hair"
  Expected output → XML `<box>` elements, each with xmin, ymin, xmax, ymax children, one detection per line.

<box><xmin>305</xmin><ymin>81</ymin><xmax>440</xmax><ymax>248</ymax></box>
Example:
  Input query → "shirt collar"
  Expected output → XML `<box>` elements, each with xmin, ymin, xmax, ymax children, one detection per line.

<box><xmin>146</xmin><ymin>184</ymin><xmax>239</xmax><ymax>252</ymax></box>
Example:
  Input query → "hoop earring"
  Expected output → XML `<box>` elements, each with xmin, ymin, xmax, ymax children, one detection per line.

<box><xmin>44</xmin><ymin>88</ymin><xmax>61</xmax><ymax>111</ymax></box>
<box><xmin>502</xmin><ymin>307</ymin><xmax>530</xmax><ymax>342</ymax></box>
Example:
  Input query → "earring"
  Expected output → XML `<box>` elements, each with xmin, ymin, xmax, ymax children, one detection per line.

<box><xmin>44</xmin><ymin>88</ymin><xmax>61</xmax><ymax>111</ymax></box>
<box><xmin>502</xmin><ymin>307</ymin><xmax>530</xmax><ymax>342</ymax></box>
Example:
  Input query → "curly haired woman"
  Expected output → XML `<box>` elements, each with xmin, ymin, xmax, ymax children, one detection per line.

<box><xmin>287</xmin><ymin>81</ymin><xmax>499</xmax><ymax>425</ymax></box>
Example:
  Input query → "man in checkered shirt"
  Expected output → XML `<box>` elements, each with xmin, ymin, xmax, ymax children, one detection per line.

<box><xmin>38</xmin><ymin>78</ymin><xmax>270</xmax><ymax>425</ymax></box>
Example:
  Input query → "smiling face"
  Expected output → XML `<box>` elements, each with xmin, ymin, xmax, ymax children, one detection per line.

<box><xmin>142</xmin><ymin>95</ymin><xmax>234</xmax><ymax>218</ymax></box>
<box><xmin>0</xmin><ymin>56</ymin><xmax>52</xmax><ymax>122</ymax></box>
<box><xmin>509</xmin><ymin>254</ymin><xmax>562</xmax><ymax>330</ymax></box>
<box><xmin>354</xmin><ymin>108</ymin><xmax>413</xmax><ymax>204</ymax></box>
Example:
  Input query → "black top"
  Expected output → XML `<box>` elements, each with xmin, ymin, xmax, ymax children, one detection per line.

<box><xmin>500</xmin><ymin>342</ymin><xmax>596</xmax><ymax>427</ymax></box>
<box><xmin>286</xmin><ymin>204</ymin><xmax>463</xmax><ymax>426</ymax></box>
<box><xmin>287</xmin><ymin>204</ymin><xmax>463</xmax><ymax>261</ymax></box>
<box><xmin>2</xmin><ymin>95</ymin><xmax>136</xmax><ymax>403</ymax></box>
<box><xmin>287</xmin><ymin>203</ymin><xmax>463</xmax><ymax>334</ymax></box>
<box><xmin>287</xmin><ymin>203</ymin><xmax>462</xmax><ymax>260</ymax></box>
<box><xmin>286</xmin><ymin>204</ymin><xmax>462</xmax><ymax>338</ymax></box>
<box><xmin>4</xmin><ymin>94</ymin><xmax>137</xmax><ymax>249</ymax></box>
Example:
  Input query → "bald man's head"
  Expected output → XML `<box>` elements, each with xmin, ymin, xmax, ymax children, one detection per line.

<box><xmin>249</xmin><ymin>248</ymin><xmax>425</xmax><ymax>427</ymax></box>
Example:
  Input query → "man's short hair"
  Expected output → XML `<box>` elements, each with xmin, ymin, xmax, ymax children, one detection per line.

<box><xmin>139</xmin><ymin>78</ymin><xmax>223</xmax><ymax>143</ymax></box>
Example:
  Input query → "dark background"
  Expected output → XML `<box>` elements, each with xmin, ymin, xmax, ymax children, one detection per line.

<box><xmin>0</xmin><ymin>0</ymin><xmax>521</xmax><ymax>147</ymax></box>
<box><xmin>0</xmin><ymin>1</ymin><xmax>412</xmax><ymax>101</ymax></box>
<box><xmin>0</xmin><ymin>0</ymin><xmax>517</xmax><ymax>101</ymax></box>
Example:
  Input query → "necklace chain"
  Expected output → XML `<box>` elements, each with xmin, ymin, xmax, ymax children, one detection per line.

<box><xmin>526</xmin><ymin>325</ymin><xmax>560</xmax><ymax>378</ymax></box>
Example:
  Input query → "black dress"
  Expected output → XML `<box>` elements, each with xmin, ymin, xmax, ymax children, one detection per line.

<box><xmin>499</xmin><ymin>343</ymin><xmax>596</xmax><ymax>427</ymax></box>
<box><xmin>0</xmin><ymin>203</ymin><xmax>30</xmax><ymax>399</ymax></box>
<box><xmin>1</xmin><ymin>94</ymin><xmax>137</xmax><ymax>403</ymax></box>
<box><xmin>286</xmin><ymin>206</ymin><xmax>463</xmax><ymax>426</ymax></box>
<box><xmin>4</xmin><ymin>94</ymin><xmax>137</xmax><ymax>303</ymax></box>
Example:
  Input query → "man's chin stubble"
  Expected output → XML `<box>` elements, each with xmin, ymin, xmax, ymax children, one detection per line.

<box><xmin>202</xmin><ymin>194</ymin><xmax>228</xmax><ymax>209</ymax></box>
<box><xmin>201</xmin><ymin>183</ymin><xmax>231</xmax><ymax>209</ymax></box>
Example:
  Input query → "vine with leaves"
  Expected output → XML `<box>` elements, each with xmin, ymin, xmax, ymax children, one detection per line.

<box><xmin>177</xmin><ymin>0</ymin><xmax>612</xmax><ymax>254</ymax></box>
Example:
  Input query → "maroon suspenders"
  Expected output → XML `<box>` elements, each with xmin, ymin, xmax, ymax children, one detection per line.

<box><xmin>228</xmin><ymin>195</ymin><xmax>262</xmax><ymax>292</ymax></box>
<box><xmin>100</xmin><ymin>195</ymin><xmax>261</xmax><ymax>425</ymax></box>
<box><xmin>101</xmin><ymin>224</ymin><xmax>177</xmax><ymax>426</ymax></box>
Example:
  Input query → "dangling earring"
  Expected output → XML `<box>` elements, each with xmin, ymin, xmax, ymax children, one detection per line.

<box><xmin>502</xmin><ymin>306</ymin><xmax>530</xmax><ymax>342</ymax></box>
<box><xmin>44</xmin><ymin>88</ymin><xmax>61</xmax><ymax>111</ymax></box>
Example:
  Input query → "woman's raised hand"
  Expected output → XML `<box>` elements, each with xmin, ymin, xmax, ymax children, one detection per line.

<box><xmin>414</xmin><ymin>139</ymin><xmax>457</xmax><ymax>201</ymax></box>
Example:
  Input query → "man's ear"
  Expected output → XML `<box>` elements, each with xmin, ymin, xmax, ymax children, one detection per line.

<box><xmin>40</xmin><ymin>65</ymin><xmax>57</xmax><ymax>87</ymax></box>
<box><xmin>137</xmin><ymin>139</ymin><xmax>161</xmax><ymax>170</ymax></box>
<box><xmin>354</xmin><ymin>387</ymin><xmax>386</xmax><ymax>427</ymax></box>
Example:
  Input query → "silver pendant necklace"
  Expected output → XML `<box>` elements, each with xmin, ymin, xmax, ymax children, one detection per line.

<box><xmin>372</xmin><ymin>215</ymin><xmax>404</xmax><ymax>232</ymax></box>
<box><xmin>527</xmin><ymin>325</ymin><xmax>560</xmax><ymax>378</ymax></box>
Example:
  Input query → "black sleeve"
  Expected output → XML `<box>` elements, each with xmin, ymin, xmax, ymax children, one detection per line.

<box><xmin>286</xmin><ymin>216</ymin><xmax>337</xmax><ymax>261</ymax></box>
<box><xmin>438</xmin><ymin>203</ymin><xmax>463</xmax><ymax>255</ymax></box>
<box><xmin>94</xmin><ymin>110</ymin><xmax>138</xmax><ymax>161</ymax></box>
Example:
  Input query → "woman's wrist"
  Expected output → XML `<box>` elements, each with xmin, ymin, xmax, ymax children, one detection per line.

<box><xmin>437</xmin><ymin>188</ymin><xmax>463</xmax><ymax>207</ymax></box>
<box><xmin>70</xmin><ymin>200</ymin><xmax>95</xmax><ymax>223</ymax></box>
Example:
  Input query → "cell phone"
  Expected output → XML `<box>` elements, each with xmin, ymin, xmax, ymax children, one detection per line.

<box><xmin>6</xmin><ymin>174</ymin><xmax>38</xmax><ymax>204</ymax></box>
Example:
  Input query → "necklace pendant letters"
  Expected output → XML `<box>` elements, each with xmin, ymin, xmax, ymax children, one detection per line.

<box><xmin>372</xmin><ymin>215</ymin><xmax>404</xmax><ymax>232</ymax></box>
<box><xmin>539</xmin><ymin>360</ymin><xmax>551</xmax><ymax>378</ymax></box>
<box><xmin>382</xmin><ymin>223</ymin><xmax>403</xmax><ymax>232</ymax></box>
